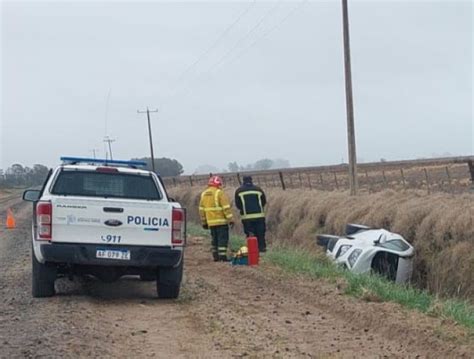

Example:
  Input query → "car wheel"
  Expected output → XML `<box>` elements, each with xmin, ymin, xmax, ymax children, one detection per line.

<box><xmin>32</xmin><ymin>249</ymin><xmax>57</xmax><ymax>298</ymax></box>
<box><xmin>157</xmin><ymin>283</ymin><xmax>180</xmax><ymax>299</ymax></box>
<box><xmin>156</xmin><ymin>256</ymin><xmax>183</xmax><ymax>299</ymax></box>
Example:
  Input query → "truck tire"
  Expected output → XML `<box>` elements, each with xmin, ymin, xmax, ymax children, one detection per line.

<box><xmin>32</xmin><ymin>250</ymin><xmax>57</xmax><ymax>298</ymax></box>
<box><xmin>157</xmin><ymin>256</ymin><xmax>183</xmax><ymax>299</ymax></box>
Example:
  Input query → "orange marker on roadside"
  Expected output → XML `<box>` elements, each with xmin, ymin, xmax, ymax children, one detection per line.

<box><xmin>6</xmin><ymin>208</ymin><xmax>16</xmax><ymax>229</ymax></box>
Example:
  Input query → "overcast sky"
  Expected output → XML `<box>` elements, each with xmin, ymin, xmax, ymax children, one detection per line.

<box><xmin>1</xmin><ymin>0</ymin><xmax>472</xmax><ymax>174</ymax></box>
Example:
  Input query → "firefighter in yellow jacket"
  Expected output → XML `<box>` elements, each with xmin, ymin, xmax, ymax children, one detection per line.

<box><xmin>199</xmin><ymin>176</ymin><xmax>234</xmax><ymax>261</ymax></box>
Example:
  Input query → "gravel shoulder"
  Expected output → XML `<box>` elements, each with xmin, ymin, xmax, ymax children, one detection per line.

<box><xmin>0</xmin><ymin>196</ymin><xmax>472</xmax><ymax>358</ymax></box>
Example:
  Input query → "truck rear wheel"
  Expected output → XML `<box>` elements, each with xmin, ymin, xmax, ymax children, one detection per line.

<box><xmin>157</xmin><ymin>256</ymin><xmax>183</xmax><ymax>299</ymax></box>
<box><xmin>32</xmin><ymin>250</ymin><xmax>57</xmax><ymax>298</ymax></box>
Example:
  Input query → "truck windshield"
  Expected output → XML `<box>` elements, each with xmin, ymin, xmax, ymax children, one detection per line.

<box><xmin>51</xmin><ymin>170</ymin><xmax>162</xmax><ymax>200</ymax></box>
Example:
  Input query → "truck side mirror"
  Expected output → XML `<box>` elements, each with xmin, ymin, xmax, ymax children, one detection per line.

<box><xmin>23</xmin><ymin>190</ymin><xmax>41</xmax><ymax>202</ymax></box>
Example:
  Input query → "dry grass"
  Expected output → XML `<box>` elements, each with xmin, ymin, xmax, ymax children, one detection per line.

<box><xmin>171</xmin><ymin>186</ymin><xmax>474</xmax><ymax>301</ymax></box>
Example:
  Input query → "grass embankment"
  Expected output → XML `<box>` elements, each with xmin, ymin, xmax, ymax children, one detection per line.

<box><xmin>266</xmin><ymin>246</ymin><xmax>474</xmax><ymax>331</ymax></box>
<box><xmin>187</xmin><ymin>224</ymin><xmax>474</xmax><ymax>331</ymax></box>
<box><xmin>172</xmin><ymin>186</ymin><xmax>474</xmax><ymax>301</ymax></box>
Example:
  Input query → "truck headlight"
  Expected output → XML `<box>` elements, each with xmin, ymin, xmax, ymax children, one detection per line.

<box><xmin>336</xmin><ymin>245</ymin><xmax>352</xmax><ymax>258</ymax></box>
<box><xmin>348</xmin><ymin>249</ymin><xmax>362</xmax><ymax>267</ymax></box>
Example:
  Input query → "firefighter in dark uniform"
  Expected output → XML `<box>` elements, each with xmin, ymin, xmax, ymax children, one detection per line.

<box><xmin>235</xmin><ymin>176</ymin><xmax>267</xmax><ymax>253</ymax></box>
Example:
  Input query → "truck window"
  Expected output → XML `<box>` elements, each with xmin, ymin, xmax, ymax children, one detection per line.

<box><xmin>51</xmin><ymin>170</ymin><xmax>162</xmax><ymax>200</ymax></box>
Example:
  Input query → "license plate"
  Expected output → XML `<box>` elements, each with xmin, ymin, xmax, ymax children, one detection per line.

<box><xmin>96</xmin><ymin>248</ymin><xmax>131</xmax><ymax>260</ymax></box>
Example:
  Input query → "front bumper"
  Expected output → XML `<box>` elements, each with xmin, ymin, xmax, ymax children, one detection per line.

<box><xmin>40</xmin><ymin>242</ymin><xmax>182</xmax><ymax>268</ymax></box>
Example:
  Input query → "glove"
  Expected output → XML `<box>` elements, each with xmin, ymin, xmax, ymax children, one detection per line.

<box><xmin>229</xmin><ymin>221</ymin><xmax>235</xmax><ymax>228</ymax></box>
<box><xmin>202</xmin><ymin>224</ymin><xmax>208</xmax><ymax>230</ymax></box>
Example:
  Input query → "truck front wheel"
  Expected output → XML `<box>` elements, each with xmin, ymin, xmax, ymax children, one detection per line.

<box><xmin>157</xmin><ymin>256</ymin><xmax>183</xmax><ymax>299</ymax></box>
<box><xmin>32</xmin><ymin>250</ymin><xmax>57</xmax><ymax>298</ymax></box>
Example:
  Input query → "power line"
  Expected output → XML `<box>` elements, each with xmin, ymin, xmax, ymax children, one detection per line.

<box><xmin>169</xmin><ymin>0</ymin><xmax>257</xmax><ymax>98</ymax></box>
<box><xmin>163</xmin><ymin>1</ymin><xmax>306</xmax><ymax>108</ymax></box>
<box><xmin>222</xmin><ymin>0</ymin><xmax>309</xmax><ymax>69</ymax></box>
<box><xmin>164</xmin><ymin>1</ymin><xmax>283</xmax><ymax>106</ymax></box>
<box><xmin>200</xmin><ymin>1</ymin><xmax>282</xmax><ymax>80</ymax></box>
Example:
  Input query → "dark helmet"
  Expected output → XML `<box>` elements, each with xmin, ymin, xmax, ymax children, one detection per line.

<box><xmin>243</xmin><ymin>175</ymin><xmax>253</xmax><ymax>185</ymax></box>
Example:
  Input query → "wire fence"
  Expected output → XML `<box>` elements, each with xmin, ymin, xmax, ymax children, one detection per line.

<box><xmin>163</xmin><ymin>156</ymin><xmax>474</xmax><ymax>194</ymax></box>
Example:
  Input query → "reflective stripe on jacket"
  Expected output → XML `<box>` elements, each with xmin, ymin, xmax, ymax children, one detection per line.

<box><xmin>199</xmin><ymin>186</ymin><xmax>233</xmax><ymax>227</ymax></box>
<box><xmin>234</xmin><ymin>185</ymin><xmax>266</xmax><ymax>220</ymax></box>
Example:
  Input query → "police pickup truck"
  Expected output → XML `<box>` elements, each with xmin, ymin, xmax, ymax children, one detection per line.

<box><xmin>23</xmin><ymin>157</ymin><xmax>186</xmax><ymax>299</ymax></box>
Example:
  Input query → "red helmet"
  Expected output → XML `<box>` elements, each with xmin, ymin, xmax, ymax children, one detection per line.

<box><xmin>208</xmin><ymin>175</ymin><xmax>223</xmax><ymax>187</ymax></box>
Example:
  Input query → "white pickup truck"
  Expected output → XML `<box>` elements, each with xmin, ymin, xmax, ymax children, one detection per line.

<box><xmin>23</xmin><ymin>157</ymin><xmax>186</xmax><ymax>299</ymax></box>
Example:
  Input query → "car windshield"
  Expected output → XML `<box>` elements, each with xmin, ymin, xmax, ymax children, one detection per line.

<box><xmin>51</xmin><ymin>170</ymin><xmax>162</xmax><ymax>200</ymax></box>
<box><xmin>377</xmin><ymin>239</ymin><xmax>410</xmax><ymax>251</ymax></box>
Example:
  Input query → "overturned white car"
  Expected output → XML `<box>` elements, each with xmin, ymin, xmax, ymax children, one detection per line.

<box><xmin>316</xmin><ymin>224</ymin><xmax>414</xmax><ymax>283</ymax></box>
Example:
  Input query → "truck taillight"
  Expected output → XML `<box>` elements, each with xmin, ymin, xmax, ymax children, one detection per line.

<box><xmin>37</xmin><ymin>201</ymin><xmax>52</xmax><ymax>240</ymax></box>
<box><xmin>172</xmin><ymin>208</ymin><xmax>185</xmax><ymax>246</ymax></box>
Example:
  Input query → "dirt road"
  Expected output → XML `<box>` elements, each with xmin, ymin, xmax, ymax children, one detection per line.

<box><xmin>1</xmin><ymin>196</ymin><xmax>472</xmax><ymax>358</ymax></box>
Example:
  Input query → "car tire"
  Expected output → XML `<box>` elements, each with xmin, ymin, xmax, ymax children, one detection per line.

<box><xmin>157</xmin><ymin>283</ymin><xmax>180</xmax><ymax>299</ymax></box>
<box><xmin>156</xmin><ymin>256</ymin><xmax>183</xmax><ymax>299</ymax></box>
<box><xmin>32</xmin><ymin>249</ymin><xmax>57</xmax><ymax>298</ymax></box>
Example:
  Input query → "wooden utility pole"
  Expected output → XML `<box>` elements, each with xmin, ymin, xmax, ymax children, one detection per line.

<box><xmin>342</xmin><ymin>0</ymin><xmax>358</xmax><ymax>195</ymax></box>
<box><xmin>137</xmin><ymin>107</ymin><xmax>159</xmax><ymax>173</ymax></box>
<box><xmin>90</xmin><ymin>148</ymin><xmax>99</xmax><ymax>159</ymax></box>
<box><xmin>103</xmin><ymin>136</ymin><xmax>115</xmax><ymax>160</ymax></box>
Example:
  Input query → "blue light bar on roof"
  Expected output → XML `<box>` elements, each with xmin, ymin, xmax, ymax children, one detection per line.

<box><xmin>60</xmin><ymin>157</ymin><xmax>147</xmax><ymax>167</ymax></box>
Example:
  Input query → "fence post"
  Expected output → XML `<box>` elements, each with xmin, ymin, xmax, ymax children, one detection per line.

<box><xmin>307</xmin><ymin>173</ymin><xmax>312</xmax><ymax>190</ymax></box>
<box><xmin>333</xmin><ymin>172</ymin><xmax>339</xmax><ymax>190</ymax></box>
<box><xmin>382</xmin><ymin>170</ymin><xmax>388</xmax><ymax>188</ymax></box>
<box><xmin>468</xmin><ymin>160</ymin><xmax>474</xmax><ymax>185</ymax></box>
<box><xmin>189</xmin><ymin>176</ymin><xmax>194</xmax><ymax>187</ymax></box>
<box><xmin>319</xmin><ymin>173</ymin><xmax>324</xmax><ymax>188</ymax></box>
<box><xmin>298</xmin><ymin>173</ymin><xmax>303</xmax><ymax>188</ymax></box>
<box><xmin>445</xmin><ymin>166</ymin><xmax>452</xmax><ymax>192</ymax></box>
<box><xmin>400</xmin><ymin>168</ymin><xmax>406</xmax><ymax>190</ymax></box>
<box><xmin>172</xmin><ymin>178</ymin><xmax>177</xmax><ymax>187</ymax></box>
<box><xmin>365</xmin><ymin>170</ymin><xmax>371</xmax><ymax>192</ymax></box>
<box><xmin>279</xmin><ymin>171</ymin><xmax>286</xmax><ymax>190</ymax></box>
<box><xmin>236</xmin><ymin>173</ymin><xmax>242</xmax><ymax>185</ymax></box>
<box><xmin>424</xmin><ymin>168</ymin><xmax>431</xmax><ymax>194</ymax></box>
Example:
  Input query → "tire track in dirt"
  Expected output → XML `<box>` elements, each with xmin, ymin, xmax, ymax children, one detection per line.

<box><xmin>0</xmin><ymin>197</ymin><xmax>472</xmax><ymax>358</ymax></box>
<box><xmin>0</xmin><ymin>200</ymin><xmax>216</xmax><ymax>358</ymax></box>
<box><xmin>181</xmin><ymin>237</ymin><xmax>473</xmax><ymax>358</ymax></box>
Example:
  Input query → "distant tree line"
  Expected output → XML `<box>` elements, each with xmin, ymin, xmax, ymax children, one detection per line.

<box><xmin>132</xmin><ymin>157</ymin><xmax>184</xmax><ymax>177</ymax></box>
<box><xmin>227</xmin><ymin>158</ymin><xmax>291</xmax><ymax>172</ymax></box>
<box><xmin>0</xmin><ymin>158</ymin><xmax>184</xmax><ymax>188</ymax></box>
<box><xmin>0</xmin><ymin>164</ymin><xmax>50</xmax><ymax>187</ymax></box>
